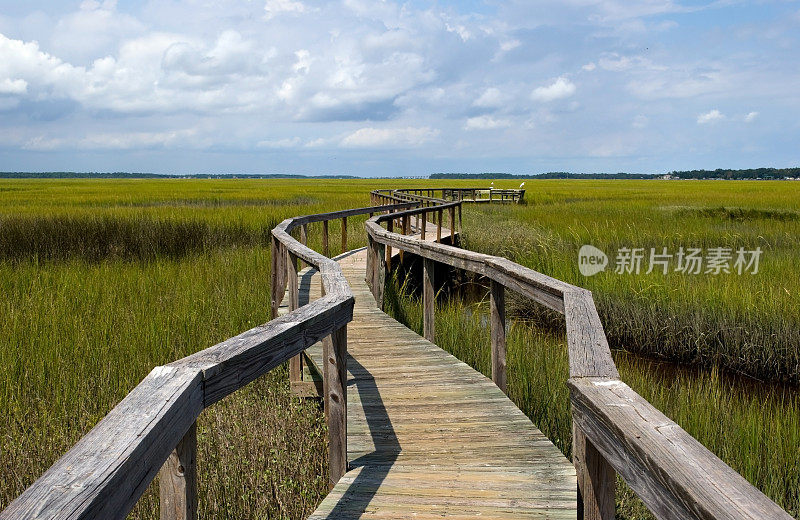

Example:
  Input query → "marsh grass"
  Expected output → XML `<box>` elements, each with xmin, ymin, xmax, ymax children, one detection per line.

<box><xmin>0</xmin><ymin>178</ymin><xmax>399</xmax><ymax>516</ymax></box>
<box><xmin>461</xmin><ymin>180</ymin><xmax>800</xmax><ymax>384</ymax></box>
<box><xmin>3</xmin><ymin>178</ymin><xmax>799</xmax><ymax>518</ymax></box>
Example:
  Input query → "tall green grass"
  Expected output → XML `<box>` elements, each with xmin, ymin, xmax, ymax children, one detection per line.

<box><xmin>0</xmin><ymin>179</ymin><xmax>392</xmax><ymax>517</ymax></box>
<box><xmin>461</xmin><ymin>180</ymin><xmax>800</xmax><ymax>384</ymax></box>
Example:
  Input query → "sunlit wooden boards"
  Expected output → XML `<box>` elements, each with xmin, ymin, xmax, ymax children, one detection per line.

<box><xmin>300</xmin><ymin>246</ymin><xmax>576</xmax><ymax>519</ymax></box>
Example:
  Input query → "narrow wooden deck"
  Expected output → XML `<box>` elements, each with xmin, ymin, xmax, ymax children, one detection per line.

<box><xmin>288</xmin><ymin>225</ymin><xmax>576</xmax><ymax>519</ymax></box>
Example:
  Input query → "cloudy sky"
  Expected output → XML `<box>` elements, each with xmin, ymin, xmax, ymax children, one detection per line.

<box><xmin>0</xmin><ymin>0</ymin><xmax>798</xmax><ymax>176</ymax></box>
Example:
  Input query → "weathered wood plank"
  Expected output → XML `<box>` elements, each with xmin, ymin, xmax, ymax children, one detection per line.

<box><xmin>174</xmin><ymin>295</ymin><xmax>353</xmax><ymax>407</ymax></box>
<box><xmin>159</xmin><ymin>421</ymin><xmax>198</xmax><ymax>520</ymax></box>
<box><xmin>569</xmin><ymin>378</ymin><xmax>793</xmax><ymax>520</ymax></box>
<box><xmin>490</xmin><ymin>279</ymin><xmax>506</xmax><ymax>393</ymax></box>
<box><xmin>572</xmin><ymin>423</ymin><xmax>615</xmax><ymax>520</ymax></box>
<box><xmin>326</xmin><ymin>325</ymin><xmax>348</xmax><ymax>488</ymax></box>
<box><xmin>563</xmin><ymin>290</ymin><xmax>618</xmax><ymax>379</ymax></box>
<box><xmin>423</xmin><ymin>257</ymin><xmax>435</xmax><ymax>343</ymax></box>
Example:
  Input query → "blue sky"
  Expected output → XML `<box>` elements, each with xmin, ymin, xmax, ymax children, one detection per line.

<box><xmin>0</xmin><ymin>0</ymin><xmax>798</xmax><ymax>176</ymax></box>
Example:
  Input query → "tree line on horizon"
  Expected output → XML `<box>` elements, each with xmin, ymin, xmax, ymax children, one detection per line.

<box><xmin>431</xmin><ymin>167</ymin><xmax>800</xmax><ymax>180</ymax></box>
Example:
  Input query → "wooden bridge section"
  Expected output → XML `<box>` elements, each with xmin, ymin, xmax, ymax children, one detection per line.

<box><xmin>295</xmin><ymin>238</ymin><xmax>576</xmax><ymax>518</ymax></box>
<box><xmin>1</xmin><ymin>188</ymin><xmax>793</xmax><ymax>520</ymax></box>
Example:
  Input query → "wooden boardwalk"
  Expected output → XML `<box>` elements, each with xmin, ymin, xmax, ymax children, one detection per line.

<box><xmin>288</xmin><ymin>228</ymin><xmax>576</xmax><ymax>519</ymax></box>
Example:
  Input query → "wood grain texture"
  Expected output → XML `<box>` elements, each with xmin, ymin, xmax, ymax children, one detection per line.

<box><xmin>288</xmin><ymin>252</ymin><xmax>302</xmax><ymax>385</ymax></box>
<box><xmin>490</xmin><ymin>279</ymin><xmax>506</xmax><ymax>394</ymax></box>
<box><xmin>423</xmin><ymin>257</ymin><xmax>435</xmax><ymax>343</ymax></box>
<box><xmin>563</xmin><ymin>290</ymin><xmax>618</xmax><ymax>379</ymax></box>
<box><xmin>326</xmin><ymin>325</ymin><xmax>348</xmax><ymax>488</ymax></box>
<box><xmin>569</xmin><ymin>378</ymin><xmax>793</xmax><ymax>520</ymax></box>
<box><xmin>341</xmin><ymin>217</ymin><xmax>347</xmax><ymax>253</ymax></box>
<box><xmin>323</xmin><ymin>220</ymin><xmax>329</xmax><ymax>257</ymax></box>
<box><xmin>572</xmin><ymin>424</ymin><xmax>614</xmax><ymax>520</ymax></box>
<box><xmin>159</xmin><ymin>421</ymin><xmax>198</xmax><ymax>520</ymax></box>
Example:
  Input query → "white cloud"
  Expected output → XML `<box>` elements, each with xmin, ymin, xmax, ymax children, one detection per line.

<box><xmin>464</xmin><ymin>115</ymin><xmax>511</xmax><ymax>130</ymax></box>
<box><xmin>531</xmin><ymin>77</ymin><xmax>576</xmax><ymax>102</ymax></box>
<box><xmin>582</xmin><ymin>62</ymin><xmax>596</xmax><ymax>72</ymax></box>
<box><xmin>0</xmin><ymin>78</ymin><xmax>27</xmax><ymax>94</ymax></box>
<box><xmin>473</xmin><ymin>87</ymin><xmax>504</xmax><ymax>108</ymax></box>
<box><xmin>744</xmin><ymin>111</ymin><xmax>759</xmax><ymax>122</ymax></box>
<box><xmin>697</xmin><ymin>109</ymin><xmax>724</xmax><ymax>125</ymax></box>
<box><xmin>257</xmin><ymin>137</ymin><xmax>302</xmax><ymax>148</ymax></box>
<box><xmin>24</xmin><ymin>129</ymin><xmax>200</xmax><ymax>151</ymax></box>
<box><xmin>264</xmin><ymin>0</ymin><xmax>308</xmax><ymax>21</ymax></box>
<box><xmin>340</xmin><ymin>126</ymin><xmax>439</xmax><ymax>148</ymax></box>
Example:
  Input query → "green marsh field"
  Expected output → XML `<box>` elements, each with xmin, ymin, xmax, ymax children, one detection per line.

<box><xmin>1</xmin><ymin>178</ymin><xmax>798</xmax><ymax>518</ymax></box>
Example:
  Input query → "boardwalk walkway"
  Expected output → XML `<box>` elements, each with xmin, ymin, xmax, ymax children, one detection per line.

<box><xmin>289</xmin><ymin>226</ymin><xmax>576</xmax><ymax>519</ymax></box>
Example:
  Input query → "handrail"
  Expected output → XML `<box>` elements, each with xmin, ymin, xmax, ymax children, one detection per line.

<box><xmin>0</xmin><ymin>200</ymin><xmax>417</xmax><ymax>520</ymax></box>
<box><xmin>364</xmin><ymin>193</ymin><xmax>792</xmax><ymax>520</ymax></box>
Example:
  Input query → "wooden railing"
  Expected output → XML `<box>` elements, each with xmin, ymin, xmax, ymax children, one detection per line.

<box><xmin>365</xmin><ymin>190</ymin><xmax>792</xmax><ymax>520</ymax></box>
<box><xmin>372</xmin><ymin>187</ymin><xmax>525</xmax><ymax>204</ymax></box>
<box><xmin>0</xmin><ymin>201</ymin><xmax>418</xmax><ymax>520</ymax></box>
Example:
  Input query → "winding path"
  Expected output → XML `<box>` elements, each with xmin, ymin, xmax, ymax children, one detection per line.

<box><xmin>289</xmin><ymin>223</ymin><xmax>576</xmax><ymax>519</ymax></box>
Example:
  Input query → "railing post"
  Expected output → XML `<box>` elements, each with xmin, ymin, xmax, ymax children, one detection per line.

<box><xmin>341</xmin><ymin>217</ymin><xmax>347</xmax><ymax>253</ymax></box>
<box><xmin>386</xmin><ymin>219</ymin><xmax>393</xmax><ymax>272</ymax></box>
<box><xmin>449</xmin><ymin>206</ymin><xmax>455</xmax><ymax>243</ymax></box>
<box><xmin>458</xmin><ymin>203</ymin><xmax>463</xmax><ymax>238</ymax></box>
<box><xmin>270</xmin><ymin>235</ymin><xmax>285</xmax><ymax>319</ymax></box>
<box><xmin>490</xmin><ymin>280</ymin><xmax>506</xmax><ymax>393</ymax></box>
<box><xmin>436</xmin><ymin>209</ymin><xmax>443</xmax><ymax>242</ymax></box>
<box><xmin>421</xmin><ymin>210</ymin><xmax>427</xmax><ymax>240</ymax></box>
<box><xmin>423</xmin><ymin>257</ymin><xmax>435</xmax><ymax>343</ymax></box>
<box><xmin>287</xmin><ymin>251</ymin><xmax>302</xmax><ymax>386</ymax></box>
<box><xmin>400</xmin><ymin>215</ymin><xmax>408</xmax><ymax>264</ymax></box>
<box><xmin>326</xmin><ymin>325</ymin><xmax>348</xmax><ymax>488</ymax></box>
<box><xmin>322</xmin><ymin>220</ymin><xmax>329</xmax><ymax>257</ymax></box>
<box><xmin>573</xmin><ymin>424</ymin><xmax>615</xmax><ymax>520</ymax></box>
<box><xmin>159</xmin><ymin>421</ymin><xmax>197</xmax><ymax>520</ymax></box>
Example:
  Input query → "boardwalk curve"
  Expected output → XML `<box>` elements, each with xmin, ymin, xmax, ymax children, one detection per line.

<box><xmin>296</xmin><ymin>241</ymin><xmax>576</xmax><ymax>518</ymax></box>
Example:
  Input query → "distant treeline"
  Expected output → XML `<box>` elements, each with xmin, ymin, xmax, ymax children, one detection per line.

<box><xmin>431</xmin><ymin>168</ymin><xmax>800</xmax><ymax>180</ymax></box>
<box><xmin>667</xmin><ymin>168</ymin><xmax>800</xmax><ymax>179</ymax></box>
<box><xmin>0</xmin><ymin>172</ymin><xmax>359</xmax><ymax>179</ymax></box>
<box><xmin>430</xmin><ymin>172</ymin><xmax>652</xmax><ymax>179</ymax></box>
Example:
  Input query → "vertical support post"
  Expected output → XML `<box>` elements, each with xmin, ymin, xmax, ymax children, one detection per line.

<box><xmin>322</xmin><ymin>220</ymin><xmax>329</xmax><ymax>257</ymax></box>
<box><xmin>423</xmin><ymin>257</ymin><xmax>435</xmax><ymax>343</ymax></box>
<box><xmin>400</xmin><ymin>215</ymin><xmax>408</xmax><ymax>264</ymax></box>
<box><xmin>415</xmin><ymin>212</ymin><xmax>420</xmax><ymax>234</ymax></box>
<box><xmin>270</xmin><ymin>235</ymin><xmax>285</xmax><ymax>320</ymax></box>
<box><xmin>159</xmin><ymin>422</ymin><xmax>197</xmax><ymax>520</ymax></box>
<box><xmin>386</xmin><ymin>219</ymin><xmax>393</xmax><ymax>271</ymax></box>
<box><xmin>458</xmin><ymin>203</ymin><xmax>463</xmax><ymax>239</ymax></box>
<box><xmin>449</xmin><ymin>206</ymin><xmax>455</xmax><ymax>243</ymax></box>
<box><xmin>490</xmin><ymin>280</ymin><xmax>506</xmax><ymax>393</ymax></box>
<box><xmin>573</xmin><ymin>425</ymin><xmax>616</xmax><ymax>520</ymax></box>
<box><xmin>436</xmin><ymin>209</ymin><xmax>443</xmax><ymax>242</ymax></box>
<box><xmin>300</xmin><ymin>224</ymin><xmax>308</xmax><ymax>246</ymax></box>
<box><xmin>326</xmin><ymin>325</ymin><xmax>348</xmax><ymax>489</ymax></box>
<box><xmin>421</xmin><ymin>210</ymin><xmax>427</xmax><ymax>240</ymax></box>
<box><xmin>376</xmin><ymin>238</ymin><xmax>386</xmax><ymax>309</ymax></box>
<box><xmin>287</xmin><ymin>251</ymin><xmax>302</xmax><ymax>385</ymax></box>
<box><xmin>341</xmin><ymin>217</ymin><xmax>347</xmax><ymax>253</ymax></box>
<box><xmin>270</xmin><ymin>235</ymin><xmax>279</xmax><ymax>319</ymax></box>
